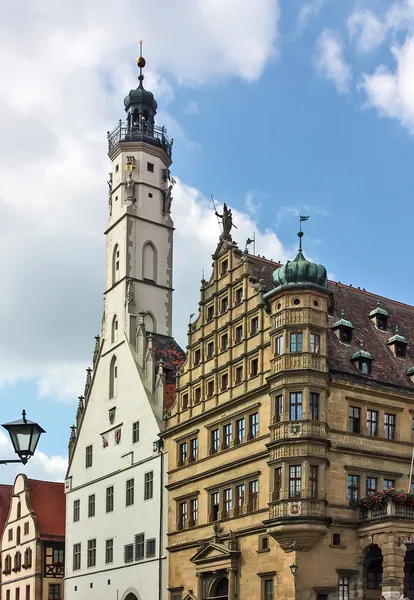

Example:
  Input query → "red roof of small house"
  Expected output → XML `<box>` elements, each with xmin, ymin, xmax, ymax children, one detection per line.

<box><xmin>27</xmin><ymin>479</ymin><xmax>65</xmax><ymax>541</ymax></box>
<box><xmin>0</xmin><ymin>484</ymin><xmax>12</xmax><ymax>536</ymax></box>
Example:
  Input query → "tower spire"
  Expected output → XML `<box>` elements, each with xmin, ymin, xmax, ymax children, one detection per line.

<box><xmin>136</xmin><ymin>37</ymin><xmax>146</xmax><ymax>87</ymax></box>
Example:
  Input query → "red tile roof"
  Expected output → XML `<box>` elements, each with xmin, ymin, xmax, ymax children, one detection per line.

<box><xmin>149</xmin><ymin>333</ymin><xmax>186</xmax><ymax>410</ymax></box>
<box><xmin>27</xmin><ymin>479</ymin><xmax>65</xmax><ymax>541</ymax></box>
<box><xmin>0</xmin><ymin>484</ymin><xmax>12</xmax><ymax>537</ymax></box>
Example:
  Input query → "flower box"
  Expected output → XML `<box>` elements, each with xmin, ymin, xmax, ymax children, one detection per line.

<box><xmin>359</xmin><ymin>488</ymin><xmax>414</xmax><ymax>509</ymax></box>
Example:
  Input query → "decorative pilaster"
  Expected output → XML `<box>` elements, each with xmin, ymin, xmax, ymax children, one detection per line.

<box><xmin>136</xmin><ymin>311</ymin><xmax>146</xmax><ymax>368</ymax></box>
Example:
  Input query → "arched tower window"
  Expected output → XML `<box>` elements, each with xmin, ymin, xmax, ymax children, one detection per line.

<box><xmin>144</xmin><ymin>312</ymin><xmax>156</xmax><ymax>333</ymax></box>
<box><xmin>112</xmin><ymin>315</ymin><xmax>119</xmax><ymax>344</ymax></box>
<box><xmin>143</xmin><ymin>242</ymin><xmax>157</xmax><ymax>282</ymax></box>
<box><xmin>112</xmin><ymin>245</ymin><xmax>120</xmax><ymax>285</ymax></box>
<box><xmin>109</xmin><ymin>356</ymin><xmax>118</xmax><ymax>399</ymax></box>
<box><xmin>16</xmin><ymin>527</ymin><xmax>20</xmax><ymax>545</ymax></box>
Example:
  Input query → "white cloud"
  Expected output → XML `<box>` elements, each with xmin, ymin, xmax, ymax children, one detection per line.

<box><xmin>0</xmin><ymin>432</ymin><xmax>66</xmax><ymax>485</ymax></box>
<box><xmin>359</xmin><ymin>36</ymin><xmax>414</xmax><ymax>133</ymax></box>
<box><xmin>184</xmin><ymin>100</ymin><xmax>200</xmax><ymax>116</ymax></box>
<box><xmin>348</xmin><ymin>9</ymin><xmax>388</xmax><ymax>53</ymax></box>
<box><xmin>297</xmin><ymin>0</ymin><xmax>327</xmax><ymax>33</ymax></box>
<box><xmin>314</xmin><ymin>30</ymin><xmax>352</xmax><ymax>93</ymax></box>
<box><xmin>0</xmin><ymin>0</ymin><xmax>279</xmax><ymax>399</ymax></box>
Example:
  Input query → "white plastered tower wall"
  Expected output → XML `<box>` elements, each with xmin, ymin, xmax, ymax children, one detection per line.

<box><xmin>64</xmin><ymin>54</ymin><xmax>175</xmax><ymax>600</ymax></box>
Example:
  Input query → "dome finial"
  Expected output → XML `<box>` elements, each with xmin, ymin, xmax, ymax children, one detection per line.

<box><xmin>298</xmin><ymin>215</ymin><xmax>310</xmax><ymax>252</ymax></box>
<box><xmin>136</xmin><ymin>37</ymin><xmax>146</xmax><ymax>87</ymax></box>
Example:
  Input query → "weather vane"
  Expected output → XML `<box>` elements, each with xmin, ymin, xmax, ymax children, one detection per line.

<box><xmin>136</xmin><ymin>37</ymin><xmax>146</xmax><ymax>83</ymax></box>
<box><xmin>298</xmin><ymin>214</ymin><xmax>310</xmax><ymax>251</ymax></box>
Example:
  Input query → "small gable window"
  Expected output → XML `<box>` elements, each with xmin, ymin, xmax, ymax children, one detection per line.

<box><xmin>332</xmin><ymin>310</ymin><xmax>354</xmax><ymax>344</ymax></box>
<box><xmin>111</xmin><ymin>315</ymin><xmax>118</xmax><ymax>344</ymax></box>
<box><xmin>351</xmin><ymin>345</ymin><xmax>373</xmax><ymax>375</ymax></box>
<box><xmin>369</xmin><ymin>300</ymin><xmax>389</xmax><ymax>331</ymax></box>
<box><xmin>387</xmin><ymin>326</ymin><xmax>408</xmax><ymax>359</ymax></box>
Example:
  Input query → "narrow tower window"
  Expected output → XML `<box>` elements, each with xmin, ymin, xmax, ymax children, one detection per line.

<box><xmin>112</xmin><ymin>245</ymin><xmax>120</xmax><ymax>285</ymax></box>
<box><xmin>111</xmin><ymin>316</ymin><xmax>118</xmax><ymax>344</ymax></box>
<box><xmin>109</xmin><ymin>356</ymin><xmax>118</xmax><ymax>399</ymax></box>
<box><xmin>142</xmin><ymin>242</ymin><xmax>157</xmax><ymax>282</ymax></box>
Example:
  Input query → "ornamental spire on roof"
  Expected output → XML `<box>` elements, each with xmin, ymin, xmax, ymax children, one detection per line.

<box><xmin>137</xmin><ymin>37</ymin><xmax>146</xmax><ymax>87</ymax></box>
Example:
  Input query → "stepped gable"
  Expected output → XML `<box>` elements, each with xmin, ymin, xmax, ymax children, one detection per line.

<box><xmin>328</xmin><ymin>283</ymin><xmax>414</xmax><ymax>390</ymax></box>
<box><xmin>28</xmin><ymin>479</ymin><xmax>65</xmax><ymax>541</ymax></box>
<box><xmin>149</xmin><ymin>333</ymin><xmax>186</xmax><ymax>409</ymax></box>
<box><xmin>0</xmin><ymin>484</ymin><xmax>12</xmax><ymax>536</ymax></box>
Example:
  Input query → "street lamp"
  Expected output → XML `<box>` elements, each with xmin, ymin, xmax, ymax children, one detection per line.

<box><xmin>290</xmin><ymin>563</ymin><xmax>298</xmax><ymax>577</ymax></box>
<box><xmin>1</xmin><ymin>410</ymin><xmax>46</xmax><ymax>465</ymax></box>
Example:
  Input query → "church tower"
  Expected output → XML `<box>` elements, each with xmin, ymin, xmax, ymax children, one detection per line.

<box><xmin>106</xmin><ymin>39</ymin><xmax>174</xmax><ymax>340</ymax></box>
<box><xmin>64</xmin><ymin>45</ymin><xmax>184</xmax><ymax>600</ymax></box>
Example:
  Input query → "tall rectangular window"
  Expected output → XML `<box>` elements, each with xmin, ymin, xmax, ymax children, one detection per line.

<box><xmin>235</xmin><ymin>326</ymin><xmax>243</xmax><ymax>344</ymax></box>
<box><xmin>289</xmin><ymin>465</ymin><xmax>301</xmax><ymax>498</ymax></box>
<box><xmin>235</xmin><ymin>483</ymin><xmax>244</xmax><ymax>515</ymax></box>
<box><xmin>367</xmin><ymin>410</ymin><xmax>378</xmax><ymax>436</ymax></box>
<box><xmin>235</xmin><ymin>365</ymin><xmax>243</xmax><ymax>384</ymax></box>
<box><xmin>366</xmin><ymin>477</ymin><xmax>378</xmax><ymax>496</ymax></box>
<box><xmin>105</xmin><ymin>539</ymin><xmax>113</xmax><ymax>564</ymax></box>
<box><xmin>124</xmin><ymin>544</ymin><xmax>134</xmax><ymax>563</ymax></box>
<box><xmin>221</xmin><ymin>259</ymin><xmax>228</xmax><ymax>275</ymax></box>
<box><xmin>132</xmin><ymin>421</ymin><xmax>140</xmax><ymax>443</ymax></box>
<box><xmin>194</xmin><ymin>349</ymin><xmax>201</xmax><ymax>366</ymax></box>
<box><xmin>236</xmin><ymin>418</ymin><xmax>245</xmax><ymax>445</ymax></box>
<box><xmin>221</xmin><ymin>373</ymin><xmax>229</xmax><ymax>391</ymax></box>
<box><xmin>48</xmin><ymin>587</ymin><xmax>61</xmax><ymax>600</ymax></box>
<box><xmin>211</xmin><ymin>492</ymin><xmax>220</xmax><ymax>521</ymax></box>
<box><xmin>289</xmin><ymin>392</ymin><xmax>303</xmax><ymax>420</ymax></box>
<box><xmin>178</xmin><ymin>502</ymin><xmax>187</xmax><ymax>530</ymax></box>
<box><xmin>348</xmin><ymin>406</ymin><xmax>361</xmax><ymax>433</ymax></box>
<box><xmin>88</xmin><ymin>494</ymin><xmax>95</xmax><ymax>518</ymax></box>
<box><xmin>264</xmin><ymin>579</ymin><xmax>274</xmax><ymax>600</ymax></box>
<box><xmin>126</xmin><ymin>479</ymin><xmax>134</xmax><ymax>506</ymax></box>
<box><xmin>276</xmin><ymin>336</ymin><xmax>283</xmax><ymax>355</ymax></box>
<box><xmin>235</xmin><ymin>288</ymin><xmax>243</xmax><ymax>305</ymax></box>
<box><xmin>135</xmin><ymin>534</ymin><xmax>145</xmax><ymax>560</ymax></box>
<box><xmin>223</xmin><ymin>488</ymin><xmax>232</xmax><ymax>518</ymax></box>
<box><xmin>384</xmin><ymin>413</ymin><xmax>396</xmax><ymax>440</ymax></box>
<box><xmin>146</xmin><ymin>539</ymin><xmax>156</xmax><ymax>558</ymax></box>
<box><xmin>211</xmin><ymin>429</ymin><xmax>220</xmax><ymax>453</ymax></box>
<box><xmin>73</xmin><ymin>499</ymin><xmax>80</xmax><ymax>522</ymax></box>
<box><xmin>275</xmin><ymin>394</ymin><xmax>283</xmax><ymax>422</ymax></box>
<box><xmin>347</xmin><ymin>475</ymin><xmax>359</xmax><ymax>503</ymax></box>
<box><xmin>207</xmin><ymin>305</ymin><xmax>214</xmax><ymax>322</ymax></box>
<box><xmin>207</xmin><ymin>342</ymin><xmax>214</xmax><ymax>359</ymax></box>
<box><xmin>250</xmin><ymin>358</ymin><xmax>259</xmax><ymax>377</ymax></box>
<box><xmin>144</xmin><ymin>472</ymin><xmax>154</xmax><ymax>500</ymax></box>
<box><xmin>384</xmin><ymin>479</ymin><xmax>395</xmax><ymax>490</ymax></box>
<box><xmin>223</xmin><ymin>423</ymin><xmax>232</xmax><ymax>449</ymax></box>
<box><xmin>189</xmin><ymin>438</ymin><xmax>198</xmax><ymax>462</ymax></box>
<box><xmin>85</xmin><ymin>445</ymin><xmax>93</xmax><ymax>468</ymax></box>
<box><xmin>251</xmin><ymin>316</ymin><xmax>259</xmax><ymax>335</ymax></box>
<box><xmin>15</xmin><ymin>590</ymin><xmax>20</xmax><ymax>600</ymax></box>
<box><xmin>106</xmin><ymin>486</ymin><xmax>114</xmax><ymax>513</ymax></box>
<box><xmin>179</xmin><ymin>442</ymin><xmax>187</xmax><ymax>466</ymax></box>
<box><xmin>339</xmin><ymin>577</ymin><xmax>350</xmax><ymax>600</ymax></box>
<box><xmin>220</xmin><ymin>297</ymin><xmax>228</xmax><ymax>314</ymax></box>
<box><xmin>249</xmin><ymin>412</ymin><xmax>259</xmax><ymax>439</ymax></box>
<box><xmin>274</xmin><ymin>467</ymin><xmax>282</xmax><ymax>500</ymax></box>
<box><xmin>310</xmin><ymin>393</ymin><xmax>319</xmax><ymax>420</ymax></box>
<box><xmin>190</xmin><ymin>498</ymin><xmax>198</xmax><ymax>527</ymax></box>
<box><xmin>25</xmin><ymin>586</ymin><xmax>30</xmax><ymax>600</ymax></box>
<box><xmin>207</xmin><ymin>380</ymin><xmax>214</xmax><ymax>397</ymax></box>
<box><xmin>310</xmin><ymin>333</ymin><xmax>320</xmax><ymax>353</ymax></box>
<box><xmin>290</xmin><ymin>332</ymin><xmax>303</xmax><ymax>352</ymax></box>
<box><xmin>310</xmin><ymin>466</ymin><xmax>318</xmax><ymax>498</ymax></box>
<box><xmin>249</xmin><ymin>480</ymin><xmax>259</xmax><ymax>511</ymax></box>
<box><xmin>73</xmin><ymin>543</ymin><xmax>81</xmax><ymax>571</ymax></box>
<box><xmin>87</xmin><ymin>539</ymin><xmax>96</xmax><ymax>568</ymax></box>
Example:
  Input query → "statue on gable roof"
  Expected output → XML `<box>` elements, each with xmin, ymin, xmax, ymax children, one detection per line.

<box><xmin>215</xmin><ymin>203</ymin><xmax>236</xmax><ymax>240</ymax></box>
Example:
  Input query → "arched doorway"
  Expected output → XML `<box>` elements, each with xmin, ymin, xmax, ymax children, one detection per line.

<box><xmin>125</xmin><ymin>594</ymin><xmax>138</xmax><ymax>600</ymax></box>
<box><xmin>404</xmin><ymin>546</ymin><xmax>414</xmax><ymax>599</ymax></box>
<box><xmin>365</xmin><ymin>545</ymin><xmax>383</xmax><ymax>600</ymax></box>
<box><xmin>209</xmin><ymin>577</ymin><xmax>229</xmax><ymax>600</ymax></box>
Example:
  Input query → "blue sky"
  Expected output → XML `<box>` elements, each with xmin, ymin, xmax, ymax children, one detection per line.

<box><xmin>0</xmin><ymin>0</ymin><xmax>413</xmax><ymax>482</ymax></box>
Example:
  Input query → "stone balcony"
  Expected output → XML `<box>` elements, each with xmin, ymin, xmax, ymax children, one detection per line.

<box><xmin>270</xmin><ymin>309</ymin><xmax>327</xmax><ymax>331</ymax></box>
<box><xmin>271</xmin><ymin>353</ymin><xmax>327</xmax><ymax>374</ymax></box>
<box><xmin>265</xmin><ymin>498</ymin><xmax>330</xmax><ymax>552</ymax></box>
<box><xmin>359</xmin><ymin>499</ymin><xmax>414</xmax><ymax>523</ymax></box>
<box><xmin>269</xmin><ymin>420</ymin><xmax>328</xmax><ymax>444</ymax></box>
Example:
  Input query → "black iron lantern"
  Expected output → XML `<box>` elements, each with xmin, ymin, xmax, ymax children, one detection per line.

<box><xmin>290</xmin><ymin>563</ymin><xmax>298</xmax><ymax>577</ymax></box>
<box><xmin>2</xmin><ymin>410</ymin><xmax>46</xmax><ymax>464</ymax></box>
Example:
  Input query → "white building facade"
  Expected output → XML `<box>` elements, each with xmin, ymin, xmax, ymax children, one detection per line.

<box><xmin>64</xmin><ymin>52</ymin><xmax>184</xmax><ymax>600</ymax></box>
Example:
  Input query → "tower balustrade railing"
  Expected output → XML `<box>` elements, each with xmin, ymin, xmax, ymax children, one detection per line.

<box><xmin>107</xmin><ymin>121</ymin><xmax>173</xmax><ymax>158</ymax></box>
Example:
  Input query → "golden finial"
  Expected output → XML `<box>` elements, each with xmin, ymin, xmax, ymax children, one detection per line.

<box><xmin>136</xmin><ymin>37</ymin><xmax>146</xmax><ymax>72</ymax></box>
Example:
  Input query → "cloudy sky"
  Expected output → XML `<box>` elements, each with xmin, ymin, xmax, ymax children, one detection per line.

<box><xmin>0</xmin><ymin>0</ymin><xmax>413</xmax><ymax>483</ymax></box>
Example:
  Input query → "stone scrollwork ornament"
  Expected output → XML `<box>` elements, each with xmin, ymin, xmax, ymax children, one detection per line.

<box><xmin>125</xmin><ymin>278</ymin><xmax>134</xmax><ymax>306</ymax></box>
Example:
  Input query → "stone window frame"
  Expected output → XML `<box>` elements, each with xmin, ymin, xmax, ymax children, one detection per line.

<box><xmin>257</xmin><ymin>571</ymin><xmax>276</xmax><ymax>600</ymax></box>
<box><xmin>271</xmin><ymin>459</ymin><xmax>325</xmax><ymax>501</ymax></box>
<box><xmin>174</xmin><ymin>491</ymin><xmax>200</xmax><ymax>531</ymax></box>
<box><xmin>206</xmin><ymin>471</ymin><xmax>261</xmax><ymax>522</ymax></box>
<box><xmin>174</xmin><ymin>430</ymin><xmax>200</xmax><ymax>467</ymax></box>
<box><xmin>344</xmin><ymin>466</ymin><xmax>402</xmax><ymax>503</ymax></box>
<box><xmin>346</xmin><ymin>399</ymin><xmax>402</xmax><ymax>439</ymax></box>
<box><xmin>206</xmin><ymin>404</ymin><xmax>261</xmax><ymax>455</ymax></box>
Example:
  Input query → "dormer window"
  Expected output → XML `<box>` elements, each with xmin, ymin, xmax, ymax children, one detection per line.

<box><xmin>351</xmin><ymin>346</ymin><xmax>373</xmax><ymax>375</ymax></box>
<box><xmin>369</xmin><ymin>300</ymin><xmax>389</xmax><ymax>331</ymax></box>
<box><xmin>387</xmin><ymin>326</ymin><xmax>408</xmax><ymax>359</ymax></box>
<box><xmin>407</xmin><ymin>366</ymin><xmax>414</xmax><ymax>383</ymax></box>
<box><xmin>332</xmin><ymin>310</ymin><xmax>354</xmax><ymax>344</ymax></box>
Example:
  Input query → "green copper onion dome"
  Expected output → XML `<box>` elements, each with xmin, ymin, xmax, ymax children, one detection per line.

<box><xmin>351</xmin><ymin>346</ymin><xmax>373</xmax><ymax>361</ymax></box>
<box><xmin>332</xmin><ymin>310</ymin><xmax>354</xmax><ymax>330</ymax></box>
<box><xmin>369</xmin><ymin>300</ymin><xmax>389</xmax><ymax>318</ymax></box>
<box><xmin>406</xmin><ymin>366</ymin><xmax>414</xmax><ymax>376</ymax></box>
<box><xmin>387</xmin><ymin>326</ymin><xmax>407</xmax><ymax>346</ymax></box>
<box><xmin>272</xmin><ymin>231</ymin><xmax>328</xmax><ymax>290</ymax></box>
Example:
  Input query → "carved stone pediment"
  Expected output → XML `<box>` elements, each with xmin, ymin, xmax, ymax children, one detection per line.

<box><xmin>191</xmin><ymin>541</ymin><xmax>240</xmax><ymax>567</ymax></box>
